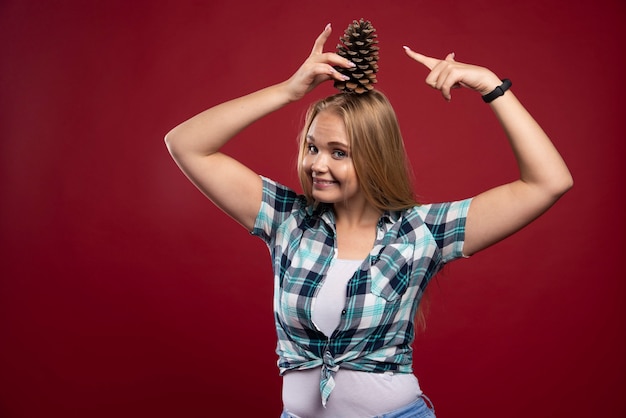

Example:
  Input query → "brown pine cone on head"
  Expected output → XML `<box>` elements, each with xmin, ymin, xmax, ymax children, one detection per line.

<box><xmin>334</xmin><ymin>18</ymin><xmax>379</xmax><ymax>94</ymax></box>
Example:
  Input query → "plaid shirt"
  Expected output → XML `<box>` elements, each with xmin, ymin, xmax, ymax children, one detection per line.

<box><xmin>252</xmin><ymin>177</ymin><xmax>471</xmax><ymax>407</ymax></box>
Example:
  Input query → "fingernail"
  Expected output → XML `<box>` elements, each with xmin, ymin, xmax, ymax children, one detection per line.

<box><xmin>348</xmin><ymin>61</ymin><xmax>356</xmax><ymax>67</ymax></box>
<box><xmin>325</xmin><ymin>23</ymin><xmax>331</xmax><ymax>31</ymax></box>
<box><xmin>403</xmin><ymin>45</ymin><xmax>411</xmax><ymax>51</ymax></box>
<box><xmin>341</xmin><ymin>75</ymin><xmax>350</xmax><ymax>81</ymax></box>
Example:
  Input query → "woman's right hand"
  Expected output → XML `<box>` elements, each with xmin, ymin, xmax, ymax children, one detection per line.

<box><xmin>283</xmin><ymin>24</ymin><xmax>356</xmax><ymax>102</ymax></box>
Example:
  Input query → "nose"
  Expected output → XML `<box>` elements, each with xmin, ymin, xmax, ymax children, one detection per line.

<box><xmin>311</xmin><ymin>153</ymin><xmax>328</xmax><ymax>173</ymax></box>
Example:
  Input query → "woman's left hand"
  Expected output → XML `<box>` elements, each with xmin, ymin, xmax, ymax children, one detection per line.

<box><xmin>403</xmin><ymin>46</ymin><xmax>502</xmax><ymax>101</ymax></box>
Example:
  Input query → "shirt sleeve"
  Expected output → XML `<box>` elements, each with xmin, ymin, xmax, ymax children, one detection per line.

<box><xmin>415</xmin><ymin>198</ymin><xmax>472</xmax><ymax>263</ymax></box>
<box><xmin>251</xmin><ymin>176</ymin><xmax>305</xmax><ymax>246</ymax></box>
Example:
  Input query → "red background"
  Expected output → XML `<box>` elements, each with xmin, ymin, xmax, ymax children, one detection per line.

<box><xmin>1</xmin><ymin>0</ymin><xmax>624</xmax><ymax>417</ymax></box>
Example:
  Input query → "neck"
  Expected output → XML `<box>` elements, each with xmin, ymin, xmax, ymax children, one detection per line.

<box><xmin>333</xmin><ymin>200</ymin><xmax>381</xmax><ymax>228</ymax></box>
<box><xmin>333</xmin><ymin>200</ymin><xmax>381</xmax><ymax>260</ymax></box>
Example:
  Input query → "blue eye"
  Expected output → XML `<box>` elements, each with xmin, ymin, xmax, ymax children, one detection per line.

<box><xmin>333</xmin><ymin>150</ymin><xmax>347</xmax><ymax>159</ymax></box>
<box><xmin>307</xmin><ymin>144</ymin><xmax>318</xmax><ymax>154</ymax></box>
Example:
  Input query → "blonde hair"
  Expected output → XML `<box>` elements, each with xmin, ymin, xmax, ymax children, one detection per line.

<box><xmin>297</xmin><ymin>90</ymin><xmax>418</xmax><ymax>211</ymax></box>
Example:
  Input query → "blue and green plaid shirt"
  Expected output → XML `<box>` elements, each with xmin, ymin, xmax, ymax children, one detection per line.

<box><xmin>252</xmin><ymin>177</ymin><xmax>471</xmax><ymax>407</ymax></box>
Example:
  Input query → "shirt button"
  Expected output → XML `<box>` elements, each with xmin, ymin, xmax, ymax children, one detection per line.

<box><xmin>341</xmin><ymin>309</ymin><xmax>347</xmax><ymax>315</ymax></box>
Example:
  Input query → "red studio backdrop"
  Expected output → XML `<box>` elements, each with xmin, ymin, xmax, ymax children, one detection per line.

<box><xmin>1</xmin><ymin>1</ymin><xmax>624</xmax><ymax>417</ymax></box>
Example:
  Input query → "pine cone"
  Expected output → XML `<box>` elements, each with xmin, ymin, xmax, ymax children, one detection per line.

<box><xmin>334</xmin><ymin>19</ymin><xmax>379</xmax><ymax>94</ymax></box>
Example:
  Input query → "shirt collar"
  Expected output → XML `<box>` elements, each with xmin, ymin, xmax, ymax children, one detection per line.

<box><xmin>306</xmin><ymin>205</ymin><xmax>401</xmax><ymax>232</ymax></box>
<box><xmin>379</xmin><ymin>210</ymin><xmax>401</xmax><ymax>227</ymax></box>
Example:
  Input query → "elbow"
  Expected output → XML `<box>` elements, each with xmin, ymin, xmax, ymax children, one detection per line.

<box><xmin>560</xmin><ymin>168</ymin><xmax>574</xmax><ymax>195</ymax></box>
<box><xmin>550</xmin><ymin>171</ymin><xmax>574</xmax><ymax>199</ymax></box>
<box><xmin>164</xmin><ymin>129</ymin><xmax>180</xmax><ymax>158</ymax></box>
<box><xmin>164</xmin><ymin>128</ymin><xmax>174</xmax><ymax>149</ymax></box>
<box><xmin>563</xmin><ymin>173</ymin><xmax>574</xmax><ymax>194</ymax></box>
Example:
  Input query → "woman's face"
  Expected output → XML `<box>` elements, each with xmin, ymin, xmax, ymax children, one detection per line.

<box><xmin>302</xmin><ymin>111</ymin><xmax>362</xmax><ymax>206</ymax></box>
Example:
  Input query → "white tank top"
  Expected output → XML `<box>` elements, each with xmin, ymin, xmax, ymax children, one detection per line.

<box><xmin>283</xmin><ymin>259</ymin><xmax>421</xmax><ymax>417</ymax></box>
<box><xmin>311</xmin><ymin>258</ymin><xmax>359</xmax><ymax>336</ymax></box>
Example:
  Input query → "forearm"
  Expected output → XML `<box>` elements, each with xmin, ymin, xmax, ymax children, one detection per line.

<box><xmin>165</xmin><ymin>23</ymin><xmax>352</xmax><ymax>161</ymax></box>
<box><xmin>165</xmin><ymin>81</ymin><xmax>293</xmax><ymax>158</ymax></box>
<box><xmin>490</xmin><ymin>91</ymin><xmax>573</xmax><ymax>196</ymax></box>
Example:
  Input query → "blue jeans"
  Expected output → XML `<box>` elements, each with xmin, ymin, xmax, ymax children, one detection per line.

<box><xmin>280</xmin><ymin>394</ymin><xmax>435</xmax><ymax>418</ymax></box>
<box><xmin>377</xmin><ymin>395</ymin><xmax>436</xmax><ymax>418</ymax></box>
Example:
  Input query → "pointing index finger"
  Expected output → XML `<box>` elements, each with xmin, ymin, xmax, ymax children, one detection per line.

<box><xmin>311</xmin><ymin>23</ymin><xmax>332</xmax><ymax>55</ymax></box>
<box><xmin>403</xmin><ymin>46</ymin><xmax>439</xmax><ymax>70</ymax></box>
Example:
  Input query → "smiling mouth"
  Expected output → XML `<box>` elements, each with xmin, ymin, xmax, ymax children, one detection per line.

<box><xmin>312</xmin><ymin>178</ymin><xmax>338</xmax><ymax>188</ymax></box>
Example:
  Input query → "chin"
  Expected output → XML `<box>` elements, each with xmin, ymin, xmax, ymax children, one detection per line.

<box><xmin>312</xmin><ymin>192</ymin><xmax>341</xmax><ymax>204</ymax></box>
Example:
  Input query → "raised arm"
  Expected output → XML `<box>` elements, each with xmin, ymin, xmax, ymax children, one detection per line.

<box><xmin>403</xmin><ymin>47</ymin><xmax>573</xmax><ymax>256</ymax></box>
<box><xmin>165</xmin><ymin>24</ymin><xmax>355</xmax><ymax>231</ymax></box>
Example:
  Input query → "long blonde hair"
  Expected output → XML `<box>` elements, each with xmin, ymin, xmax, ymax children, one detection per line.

<box><xmin>296</xmin><ymin>90</ymin><xmax>431</xmax><ymax>329</ymax></box>
<box><xmin>297</xmin><ymin>90</ymin><xmax>418</xmax><ymax>211</ymax></box>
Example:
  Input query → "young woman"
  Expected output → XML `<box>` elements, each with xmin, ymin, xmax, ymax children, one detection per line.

<box><xmin>165</xmin><ymin>23</ymin><xmax>572</xmax><ymax>418</ymax></box>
